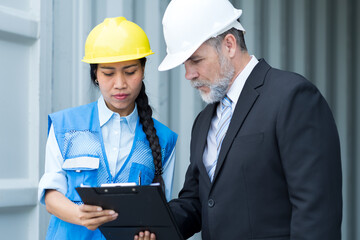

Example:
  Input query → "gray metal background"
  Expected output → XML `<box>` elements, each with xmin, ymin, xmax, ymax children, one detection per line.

<box><xmin>0</xmin><ymin>0</ymin><xmax>358</xmax><ymax>239</ymax></box>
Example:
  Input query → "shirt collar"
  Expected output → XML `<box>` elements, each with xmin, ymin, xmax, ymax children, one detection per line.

<box><xmin>227</xmin><ymin>55</ymin><xmax>259</xmax><ymax>106</ymax></box>
<box><xmin>97</xmin><ymin>95</ymin><xmax>138</xmax><ymax>134</ymax></box>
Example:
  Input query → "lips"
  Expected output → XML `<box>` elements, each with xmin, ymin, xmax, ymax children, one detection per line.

<box><xmin>113</xmin><ymin>94</ymin><xmax>129</xmax><ymax>100</ymax></box>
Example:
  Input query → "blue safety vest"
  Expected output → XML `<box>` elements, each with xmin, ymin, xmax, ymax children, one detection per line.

<box><xmin>45</xmin><ymin>101</ymin><xmax>177</xmax><ymax>240</ymax></box>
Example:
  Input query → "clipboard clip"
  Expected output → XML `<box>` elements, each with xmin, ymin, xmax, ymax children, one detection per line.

<box><xmin>94</xmin><ymin>186</ymin><xmax>139</xmax><ymax>194</ymax></box>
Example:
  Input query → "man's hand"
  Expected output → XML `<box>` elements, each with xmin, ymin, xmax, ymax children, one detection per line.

<box><xmin>77</xmin><ymin>204</ymin><xmax>118</xmax><ymax>230</ymax></box>
<box><xmin>134</xmin><ymin>231</ymin><xmax>156</xmax><ymax>240</ymax></box>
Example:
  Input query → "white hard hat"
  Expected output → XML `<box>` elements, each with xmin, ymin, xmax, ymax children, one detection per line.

<box><xmin>158</xmin><ymin>0</ymin><xmax>245</xmax><ymax>71</ymax></box>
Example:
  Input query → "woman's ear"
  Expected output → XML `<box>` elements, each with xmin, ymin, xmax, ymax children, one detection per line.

<box><xmin>223</xmin><ymin>34</ymin><xmax>236</xmax><ymax>58</ymax></box>
<box><xmin>140</xmin><ymin>58</ymin><xmax>147</xmax><ymax>73</ymax></box>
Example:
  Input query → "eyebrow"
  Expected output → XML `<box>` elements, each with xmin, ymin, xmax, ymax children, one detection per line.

<box><xmin>186</xmin><ymin>55</ymin><xmax>201</xmax><ymax>62</ymax></box>
<box><xmin>122</xmin><ymin>64</ymin><xmax>139</xmax><ymax>70</ymax></box>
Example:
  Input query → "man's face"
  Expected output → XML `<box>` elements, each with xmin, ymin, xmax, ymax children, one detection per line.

<box><xmin>184</xmin><ymin>43</ymin><xmax>235</xmax><ymax>103</ymax></box>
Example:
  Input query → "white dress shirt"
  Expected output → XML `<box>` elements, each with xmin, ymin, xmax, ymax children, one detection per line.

<box><xmin>202</xmin><ymin>56</ymin><xmax>259</xmax><ymax>176</ymax></box>
<box><xmin>38</xmin><ymin>95</ymin><xmax>175</xmax><ymax>203</ymax></box>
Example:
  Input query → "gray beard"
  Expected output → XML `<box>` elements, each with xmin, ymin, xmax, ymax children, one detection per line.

<box><xmin>191</xmin><ymin>55</ymin><xmax>235</xmax><ymax>104</ymax></box>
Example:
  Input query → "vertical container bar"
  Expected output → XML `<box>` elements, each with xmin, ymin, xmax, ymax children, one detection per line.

<box><xmin>333</xmin><ymin>0</ymin><xmax>352</xmax><ymax>238</ymax></box>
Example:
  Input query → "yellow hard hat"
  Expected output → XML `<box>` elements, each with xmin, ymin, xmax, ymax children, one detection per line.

<box><xmin>82</xmin><ymin>17</ymin><xmax>154</xmax><ymax>64</ymax></box>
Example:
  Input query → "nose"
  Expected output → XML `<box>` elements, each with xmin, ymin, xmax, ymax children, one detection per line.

<box><xmin>184</xmin><ymin>63</ymin><xmax>199</xmax><ymax>80</ymax></box>
<box><xmin>114</xmin><ymin>73</ymin><xmax>127</xmax><ymax>89</ymax></box>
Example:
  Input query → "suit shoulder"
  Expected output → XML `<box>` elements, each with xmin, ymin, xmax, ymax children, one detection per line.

<box><xmin>266</xmin><ymin>67</ymin><xmax>319</xmax><ymax>94</ymax></box>
<box><xmin>267</xmin><ymin>67</ymin><xmax>308</xmax><ymax>85</ymax></box>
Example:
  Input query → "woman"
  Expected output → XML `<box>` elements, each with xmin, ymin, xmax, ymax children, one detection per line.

<box><xmin>38</xmin><ymin>17</ymin><xmax>177</xmax><ymax>239</ymax></box>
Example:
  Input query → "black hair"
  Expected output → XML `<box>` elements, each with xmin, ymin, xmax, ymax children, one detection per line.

<box><xmin>90</xmin><ymin>58</ymin><xmax>165</xmax><ymax>190</ymax></box>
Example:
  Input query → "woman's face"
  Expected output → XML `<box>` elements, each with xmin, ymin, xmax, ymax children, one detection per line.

<box><xmin>96</xmin><ymin>60</ymin><xmax>144</xmax><ymax>116</ymax></box>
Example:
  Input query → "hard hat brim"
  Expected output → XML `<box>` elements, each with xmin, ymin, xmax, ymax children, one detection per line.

<box><xmin>158</xmin><ymin>45</ymin><xmax>200</xmax><ymax>71</ymax></box>
<box><xmin>82</xmin><ymin>51</ymin><xmax>154</xmax><ymax>64</ymax></box>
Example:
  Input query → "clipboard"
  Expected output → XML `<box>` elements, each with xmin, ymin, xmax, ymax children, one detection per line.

<box><xmin>76</xmin><ymin>185</ymin><xmax>184</xmax><ymax>240</ymax></box>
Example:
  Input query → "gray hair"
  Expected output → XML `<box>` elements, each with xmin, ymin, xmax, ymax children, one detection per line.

<box><xmin>205</xmin><ymin>27</ymin><xmax>247</xmax><ymax>53</ymax></box>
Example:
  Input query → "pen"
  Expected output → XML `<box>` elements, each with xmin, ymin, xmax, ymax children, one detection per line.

<box><xmin>138</xmin><ymin>171</ymin><xmax>141</xmax><ymax>185</ymax></box>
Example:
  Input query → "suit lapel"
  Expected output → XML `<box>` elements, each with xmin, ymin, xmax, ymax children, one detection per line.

<box><xmin>194</xmin><ymin>103</ymin><xmax>217</xmax><ymax>186</ymax></box>
<box><xmin>212</xmin><ymin>59</ymin><xmax>270</xmax><ymax>182</ymax></box>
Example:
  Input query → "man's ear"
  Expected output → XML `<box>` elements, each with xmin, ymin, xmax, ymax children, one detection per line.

<box><xmin>223</xmin><ymin>34</ymin><xmax>237</xmax><ymax>58</ymax></box>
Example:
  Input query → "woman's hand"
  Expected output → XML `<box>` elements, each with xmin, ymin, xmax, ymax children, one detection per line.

<box><xmin>45</xmin><ymin>190</ymin><xmax>118</xmax><ymax>230</ymax></box>
<box><xmin>76</xmin><ymin>204</ymin><xmax>118</xmax><ymax>230</ymax></box>
<box><xmin>134</xmin><ymin>231</ymin><xmax>156</xmax><ymax>240</ymax></box>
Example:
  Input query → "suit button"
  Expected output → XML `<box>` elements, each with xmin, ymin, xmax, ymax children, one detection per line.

<box><xmin>208</xmin><ymin>199</ymin><xmax>215</xmax><ymax>208</ymax></box>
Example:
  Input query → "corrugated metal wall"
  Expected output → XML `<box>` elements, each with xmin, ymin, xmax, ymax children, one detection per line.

<box><xmin>0</xmin><ymin>0</ymin><xmax>43</xmax><ymax>238</ymax></box>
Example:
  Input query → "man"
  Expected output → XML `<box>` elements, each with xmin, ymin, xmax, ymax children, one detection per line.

<box><xmin>135</xmin><ymin>0</ymin><xmax>342</xmax><ymax>239</ymax></box>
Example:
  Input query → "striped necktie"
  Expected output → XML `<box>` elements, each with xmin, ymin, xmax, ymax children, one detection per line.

<box><xmin>208</xmin><ymin>95</ymin><xmax>232</xmax><ymax>181</ymax></box>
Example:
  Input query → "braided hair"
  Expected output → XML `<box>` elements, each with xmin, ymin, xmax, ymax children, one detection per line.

<box><xmin>90</xmin><ymin>59</ymin><xmax>165</xmax><ymax>190</ymax></box>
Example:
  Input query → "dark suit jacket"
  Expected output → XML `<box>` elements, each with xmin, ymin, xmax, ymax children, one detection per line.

<box><xmin>169</xmin><ymin>59</ymin><xmax>342</xmax><ymax>240</ymax></box>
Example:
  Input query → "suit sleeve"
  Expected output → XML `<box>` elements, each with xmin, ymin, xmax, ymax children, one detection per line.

<box><xmin>276</xmin><ymin>80</ymin><xmax>342</xmax><ymax>239</ymax></box>
<box><xmin>168</xmin><ymin>114</ymin><xmax>202</xmax><ymax>239</ymax></box>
